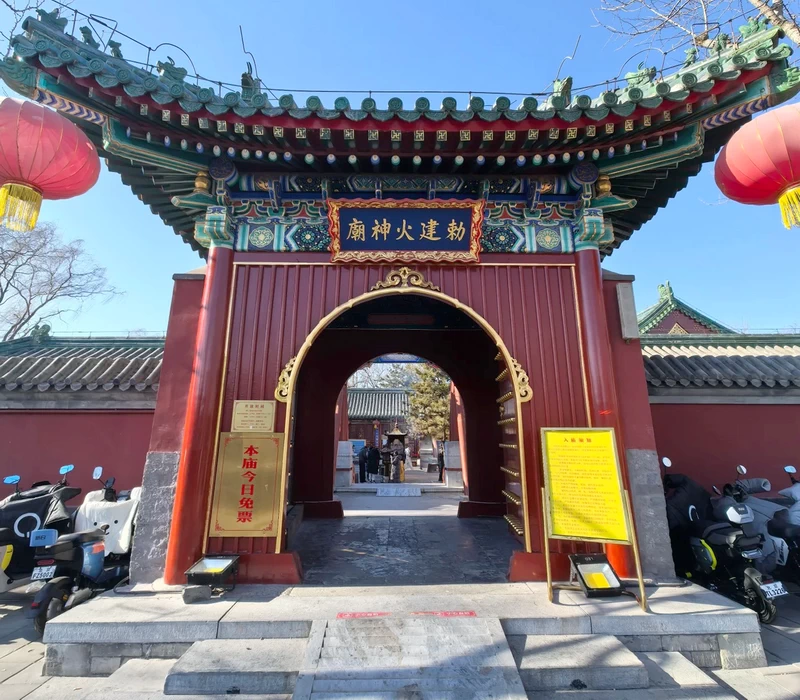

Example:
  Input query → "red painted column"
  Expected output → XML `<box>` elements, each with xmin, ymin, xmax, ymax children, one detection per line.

<box><xmin>164</xmin><ymin>245</ymin><xmax>234</xmax><ymax>584</ymax></box>
<box><xmin>575</xmin><ymin>247</ymin><xmax>636</xmax><ymax>577</ymax></box>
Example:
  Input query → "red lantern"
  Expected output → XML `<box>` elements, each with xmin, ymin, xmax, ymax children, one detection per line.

<box><xmin>714</xmin><ymin>101</ymin><xmax>800</xmax><ymax>228</ymax></box>
<box><xmin>0</xmin><ymin>98</ymin><xmax>100</xmax><ymax>231</ymax></box>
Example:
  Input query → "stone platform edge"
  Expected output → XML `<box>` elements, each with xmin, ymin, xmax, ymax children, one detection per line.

<box><xmin>43</xmin><ymin>624</ymin><xmax>766</xmax><ymax>677</ymax></box>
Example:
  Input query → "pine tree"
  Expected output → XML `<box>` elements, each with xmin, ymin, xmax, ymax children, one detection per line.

<box><xmin>408</xmin><ymin>363</ymin><xmax>451</xmax><ymax>441</ymax></box>
<box><xmin>377</xmin><ymin>363</ymin><xmax>416</xmax><ymax>389</ymax></box>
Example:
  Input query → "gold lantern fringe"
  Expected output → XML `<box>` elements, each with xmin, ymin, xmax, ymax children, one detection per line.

<box><xmin>0</xmin><ymin>183</ymin><xmax>42</xmax><ymax>232</ymax></box>
<box><xmin>779</xmin><ymin>186</ymin><xmax>800</xmax><ymax>229</ymax></box>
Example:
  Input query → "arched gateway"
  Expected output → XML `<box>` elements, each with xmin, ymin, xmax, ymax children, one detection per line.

<box><xmin>277</xmin><ymin>274</ymin><xmax>532</xmax><ymax>542</ymax></box>
<box><xmin>5</xmin><ymin>13</ymin><xmax>797</xmax><ymax>589</ymax></box>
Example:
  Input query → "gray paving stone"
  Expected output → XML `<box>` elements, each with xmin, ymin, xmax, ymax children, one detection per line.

<box><xmin>163</xmin><ymin>639</ymin><xmax>306</xmax><ymax>695</ymax></box>
<box><xmin>44</xmin><ymin>643</ymin><xmax>91</xmax><ymax>676</ymax></box>
<box><xmin>145</xmin><ymin>643</ymin><xmax>192</xmax><ymax>658</ymax></box>
<box><xmin>0</xmin><ymin>683</ymin><xmax>51</xmax><ymax>700</ymax></box>
<box><xmin>44</xmin><ymin>594</ymin><xmax>236</xmax><ymax>645</ymax></box>
<box><xmin>718</xmin><ymin>632</ymin><xmax>768</xmax><ymax>669</ymax></box>
<box><xmin>637</xmin><ymin>651</ymin><xmax>717</xmax><ymax>688</ymax></box>
<box><xmin>99</xmin><ymin>658</ymin><xmax>175</xmax><ymax>691</ymax></box>
<box><xmin>714</xmin><ymin>668</ymin><xmax>799</xmax><ymax>699</ymax></box>
<box><xmin>2</xmin><ymin>657</ymin><xmax>44</xmax><ymax>684</ymax></box>
<box><xmin>509</xmin><ymin>634</ymin><xmax>648</xmax><ymax>690</ymax></box>
<box><xmin>0</xmin><ymin>661</ymin><xmax>26</xmax><ymax>683</ymax></box>
<box><xmin>91</xmin><ymin>642</ymin><xmax>143</xmax><ymax>658</ymax></box>
<box><xmin>617</xmin><ymin>634</ymin><xmax>663</xmax><ymax>651</ymax></box>
<box><xmin>90</xmin><ymin>655</ymin><xmax>121</xmax><ymax>675</ymax></box>
<box><xmin>23</xmin><ymin>676</ymin><xmax>102</xmax><ymax>700</ymax></box>
<box><xmin>529</xmin><ymin>689</ymin><xmax>737</xmax><ymax>699</ymax></box>
<box><xmin>685</xmin><ymin>650</ymin><xmax>722</xmax><ymax>668</ymax></box>
<box><xmin>662</xmin><ymin>634</ymin><xmax>717</xmax><ymax>652</ymax></box>
<box><xmin>770</xmin><ymin>671</ymin><xmax>800</xmax><ymax>695</ymax></box>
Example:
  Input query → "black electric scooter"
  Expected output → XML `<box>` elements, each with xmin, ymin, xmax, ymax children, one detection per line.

<box><xmin>662</xmin><ymin>458</ymin><xmax>780</xmax><ymax>623</ymax></box>
<box><xmin>0</xmin><ymin>466</ymin><xmax>81</xmax><ymax>593</ymax></box>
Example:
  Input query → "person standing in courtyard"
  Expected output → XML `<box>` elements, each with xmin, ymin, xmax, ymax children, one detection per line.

<box><xmin>366</xmin><ymin>442</ymin><xmax>381</xmax><ymax>483</ymax></box>
<box><xmin>357</xmin><ymin>443</ymin><xmax>369</xmax><ymax>484</ymax></box>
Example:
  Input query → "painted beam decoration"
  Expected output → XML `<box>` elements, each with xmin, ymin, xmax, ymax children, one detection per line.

<box><xmin>328</xmin><ymin>199</ymin><xmax>483</xmax><ymax>263</ymax></box>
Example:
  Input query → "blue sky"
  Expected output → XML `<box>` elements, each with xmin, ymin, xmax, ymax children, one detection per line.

<box><xmin>2</xmin><ymin>0</ymin><xmax>798</xmax><ymax>333</ymax></box>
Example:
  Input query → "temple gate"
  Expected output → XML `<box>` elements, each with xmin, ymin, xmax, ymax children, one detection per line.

<box><xmin>3</xmin><ymin>10</ymin><xmax>799</xmax><ymax>585</ymax></box>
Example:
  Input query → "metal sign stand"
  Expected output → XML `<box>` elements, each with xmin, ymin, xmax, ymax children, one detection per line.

<box><xmin>542</xmin><ymin>488</ymin><xmax>647</xmax><ymax>611</ymax></box>
<box><xmin>540</xmin><ymin>427</ymin><xmax>648</xmax><ymax>612</ymax></box>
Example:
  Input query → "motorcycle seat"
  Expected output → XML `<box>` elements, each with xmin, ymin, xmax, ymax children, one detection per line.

<box><xmin>695</xmin><ymin>520</ymin><xmax>737</xmax><ymax>539</ymax></box>
<box><xmin>54</xmin><ymin>529</ymin><xmax>104</xmax><ymax>546</ymax></box>
<box><xmin>770</xmin><ymin>521</ymin><xmax>800</xmax><ymax>539</ymax></box>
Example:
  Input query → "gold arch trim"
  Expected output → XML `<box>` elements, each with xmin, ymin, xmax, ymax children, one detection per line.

<box><xmin>272</xmin><ymin>266</ymin><xmax>533</xmax><ymax>553</ymax></box>
<box><xmin>370</xmin><ymin>266</ymin><xmax>441</xmax><ymax>293</ymax></box>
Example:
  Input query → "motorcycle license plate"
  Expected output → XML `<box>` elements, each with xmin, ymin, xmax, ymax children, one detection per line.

<box><xmin>761</xmin><ymin>581</ymin><xmax>789</xmax><ymax>599</ymax></box>
<box><xmin>30</xmin><ymin>565</ymin><xmax>55</xmax><ymax>581</ymax></box>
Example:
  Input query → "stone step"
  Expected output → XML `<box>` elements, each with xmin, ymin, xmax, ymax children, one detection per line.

<box><xmin>312</xmin><ymin>673</ymin><xmax>518</xmax><ymax>694</ymax></box>
<box><xmin>321</xmin><ymin>639</ymin><xmax>505</xmax><ymax>657</ymax></box>
<box><xmin>322</xmin><ymin>634</ymin><xmax>492</xmax><ymax>647</ymax></box>
<box><xmin>319</xmin><ymin>648</ymin><xmax>498</xmax><ymax>662</ymax></box>
<box><xmin>162</xmin><ymin>639</ymin><xmax>306</xmax><ymax>696</ymax></box>
<box><xmin>326</xmin><ymin>617</ymin><xmax>489</xmax><ymax>629</ymax></box>
<box><xmin>311</xmin><ymin>693</ymin><xmax>513</xmax><ymax>700</ymax></box>
<box><xmin>508</xmin><ymin>634</ymin><xmax>648</xmax><ymax>691</ymax></box>
<box><xmin>316</xmin><ymin>655</ymin><xmax>505</xmax><ymax>674</ymax></box>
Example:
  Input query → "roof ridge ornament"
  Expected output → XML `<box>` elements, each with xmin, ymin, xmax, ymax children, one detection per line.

<box><xmin>370</xmin><ymin>267</ymin><xmax>441</xmax><ymax>293</ymax></box>
<box><xmin>658</xmin><ymin>281</ymin><xmax>674</xmax><ymax>300</ymax></box>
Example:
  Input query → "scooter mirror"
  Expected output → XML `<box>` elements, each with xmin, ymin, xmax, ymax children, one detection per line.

<box><xmin>92</xmin><ymin>466</ymin><xmax>103</xmax><ymax>481</ymax></box>
<box><xmin>662</xmin><ymin>457</ymin><xmax>672</xmax><ymax>468</ymax></box>
<box><xmin>785</xmin><ymin>466</ymin><xmax>797</xmax><ymax>475</ymax></box>
<box><xmin>736</xmin><ymin>465</ymin><xmax>747</xmax><ymax>475</ymax></box>
<box><xmin>59</xmin><ymin>464</ymin><xmax>74</xmax><ymax>475</ymax></box>
<box><xmin>713</xmin><ymin>485</ymin><xmax>721</xmax><ymax>495</ymax></box>
<box><xmin>2</xmin><ymin>475</ymin><xmax>20</xmax><ymax>485</ymax></box>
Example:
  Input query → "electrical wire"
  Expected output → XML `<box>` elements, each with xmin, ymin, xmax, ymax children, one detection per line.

<box><xmin>44</xmin><ymin>1</ymin><xmax>786</xmax><ymax>103</ymax></box>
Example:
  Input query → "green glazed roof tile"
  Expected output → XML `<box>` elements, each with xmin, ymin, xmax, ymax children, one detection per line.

<box><xmin>8</xmin><ymin>14</ymin><xmax>795</xmax><ymax>127</ymax></box>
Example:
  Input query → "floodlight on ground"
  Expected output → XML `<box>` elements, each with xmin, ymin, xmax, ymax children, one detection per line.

<box><xmin>185</xmin><ymin>555</ymin><xmax>239</xmax><ymax>590</ymax></box>
<box><xmin>568</xmin><ymin>554</ymin><xmax>623</xmax><ymax>598</ymax></box>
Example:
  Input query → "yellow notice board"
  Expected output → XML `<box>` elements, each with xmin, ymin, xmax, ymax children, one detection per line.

<box><xmin>208</xmin><ymin>432</ymin><xmax>284</xmax><ymax>538</ymax></box>
<box><xmin>541</xmin><ymin>427</ymin><xmax>631</xmax><ymax>544</ymax></box>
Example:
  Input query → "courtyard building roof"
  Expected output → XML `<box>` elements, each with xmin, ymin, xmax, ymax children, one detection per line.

<box><xmin>0</xmin><ymin>330</ymin><xmax>163</xmax><ymax>393</ymax></box>
<box><xmin>641</xmin><ymin>334</ymin><xmax>800</xmax><ymax>389</ymax></box>
<box><xmin>347</xmin><ymin>388</ymin><xmax>410</xmax><ymax>421</ymax></box>
<box><xmin>638</xmin><ymin>281</ymin><xmax>735</xmax><ymax>335</ymax></box>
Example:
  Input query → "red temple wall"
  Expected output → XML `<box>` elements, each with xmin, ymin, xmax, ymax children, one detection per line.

<box><xmin>148</xmin><ymin>275</ymin><xmax>205</xmax><ymax>453</ymax></box>
<box><xmin>0</xmin><ymin>411</ymin><xmax>153</xmax><ymax>494</ymax></box>
<box><xmin>207</xmin><ymin>254</ymin><xmax>589</xmax><ymax>578</ymax></box>
<box><xmin>650</xmin><ymin>403</ymin><xmax>800</xmax><ymax>492</ymax></box>
<box><xmin>602</xmin><ymin>278</ymin><xmax>659</xmax><ymax>453</ymax></box>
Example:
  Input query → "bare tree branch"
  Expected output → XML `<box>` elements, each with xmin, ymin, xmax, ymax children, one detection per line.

<box><xmin>0</xmin><ymin>222</ymin><xmax>119</xmax><ymax>341</ymax></box>
<box><xmin>595</xmin><ymin>0</ymin><xmax>799</xmax><ymax>61</ymax></box>
<box><xmin>748</xmin><ymin>0</ymin><xmax>800</xmax><ymax>43</ymax></box>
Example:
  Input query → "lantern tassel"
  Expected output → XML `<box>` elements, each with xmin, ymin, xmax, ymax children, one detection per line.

<box><xmin>779</xmin><ymin>186</ymin><xmax>800</xmax><ymax>229</ymax></box>
<box><xmin>0</xmin><ymin>183</ymin><xmax>42</xmax><ymax>232</ymax></box>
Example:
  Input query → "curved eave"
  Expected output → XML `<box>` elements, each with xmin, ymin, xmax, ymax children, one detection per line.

<box><xmin>602</xmin><ymin>120</ymin><xmax>741</xmax><ymax>256</ymax></box>
<box><xmin>75</xmin><ymin>120</ymin><xmax>203</xmax><ymax>255</ymax></box>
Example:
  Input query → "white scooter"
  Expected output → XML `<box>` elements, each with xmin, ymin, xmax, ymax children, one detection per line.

<box><xmin>27</xmin><ymin>467</ymin><xmax>141</xmax><ymax>634</ymax></box>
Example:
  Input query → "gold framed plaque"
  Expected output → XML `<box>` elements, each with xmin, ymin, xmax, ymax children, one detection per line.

<box><xmin>231</xmin><ymin>400</ymin><xmax>276</xmax><ymax>432</ymax></box>
<box><xmin>208</xmin><ymin>432</ymin><xmax>284</xmax><ymax>538</ymax></box>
